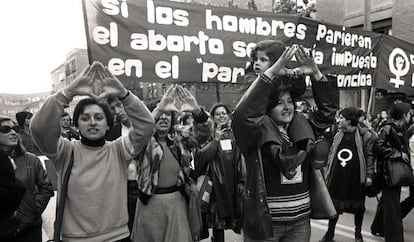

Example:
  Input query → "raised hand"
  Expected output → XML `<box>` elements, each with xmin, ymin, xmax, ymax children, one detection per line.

<box><xmin>295</xmin><ymin>46</ymin><xmax>320</xmax><ymax>76</ymax></box>
<box><xmin>290</xmin><ymin>67</ymin><xmax>304</xmax><ymax>79</ymax></box>
<box><xmin>176</xmin><ymin>85</ymin><xmax>200</xmax><ymax>113</ymax></box>
<box><xmin>264</xmin><ymin>45</ymin><xmax>298</xmax><ymax>79</ymax></box>
<box><xmin>174</xmin><ymin>124</ymin><xmax>192</xmax><ymax>155</ymax></box>
<box><xmin>158</xmin><ymin>85</ymin><xmax>178</xmax><ymax>113</ymax></box>
<box><xmin>64</xmin><ymin>63</ymin><xmax>97</xmax><ymax>99</ymax></box>
<box><xmin>94</xmin><ymin>62</ymin><xmax>128</xmax><ymax>100</ymax></box>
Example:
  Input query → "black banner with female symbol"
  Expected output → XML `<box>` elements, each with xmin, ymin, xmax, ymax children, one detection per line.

<box><xmin>82</xmin><ymin>0</ymin><xmax>414</xmax><ymax>95</ymax></box>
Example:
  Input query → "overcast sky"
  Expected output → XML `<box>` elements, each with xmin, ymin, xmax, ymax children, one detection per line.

<box><xmin>0</xmin><ymin>0</ymin><xmax>87</xmax><ymax>94</ymax></box>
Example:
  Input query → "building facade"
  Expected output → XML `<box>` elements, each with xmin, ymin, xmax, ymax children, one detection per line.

<box><xmin>50</xmin><ymin>48</ymin><xmax>90</xmax><ymax>115</ymax></box>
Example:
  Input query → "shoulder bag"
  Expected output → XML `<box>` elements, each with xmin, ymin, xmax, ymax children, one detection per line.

<box><xmin>384</xmin><ymin>158</ymin><xmax>414</xmax><ymax>187</ymax></box>
<box><xmin>48</xmin><ymin>150</ymin><xmax>74</xmax><ymax>242</ymax></box>
<box><xmin>196</xmin><ymin>163</ymin><xmax>213</xmax><ymax>212</ymax></box>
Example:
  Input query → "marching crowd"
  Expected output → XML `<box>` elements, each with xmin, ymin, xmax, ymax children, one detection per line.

<box><xmin>1</xmin><ymin>40</ymin><xmax>414</xmax><ymax>242</ymax></box>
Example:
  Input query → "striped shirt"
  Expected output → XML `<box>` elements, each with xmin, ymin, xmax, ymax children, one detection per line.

<box><xmin>267</xmin><ymin>191</ymin><xmax>311</xmax><ymax>222</ymax></box>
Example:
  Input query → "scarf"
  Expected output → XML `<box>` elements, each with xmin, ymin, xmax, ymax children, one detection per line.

<box><xmin>326</xmin><ymin>128</ymin><xmax>366</xmax><ymax>185</ymax></box>
<box><xmin>136</xmin><ymin>137</ymin><xmax>189</xmax><ymax>197</ymax></box>
<box><xmin>136</xmin><ymin>137</ymin><xmax>163</xmax><ymax>196</ymax></box>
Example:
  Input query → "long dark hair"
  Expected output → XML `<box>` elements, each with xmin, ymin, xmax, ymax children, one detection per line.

<box><xmin>210</xmin><ymin>103</ymin><xmax>231</xmax><ymax>127</ymax></box>
<box><xmin>210</xmin><ymin>103</ymin><xmax>231</xmax><ymax>117</ymax></box>
<box><xmin>266</xmin><ymin>81</ymin><xmax>304</xmax><ymax>114</ymax></box>
<box><xmin>0</xmin><ymin>117</ymin><xmax>26</xmax><ymax>157</ymax></box>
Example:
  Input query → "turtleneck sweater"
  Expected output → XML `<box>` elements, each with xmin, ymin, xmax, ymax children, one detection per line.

<box><xmin>30</xmin><ymin>91</ymin><xmax>154</xmax><ymax>242</ymax></box>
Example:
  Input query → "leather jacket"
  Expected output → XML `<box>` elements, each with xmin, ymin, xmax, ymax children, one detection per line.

<box><xmin>194</xmin><ymin>127</ymin><xmax>244</xmax><ymax>228</ymax></box>
<box><xmin>375</xmin><ymin>121</ymin><xmax>409</xmax><ymax>183</ymax></box>
<box><xmin>358</xmin><ymin>126</ymin><xmax>377</xmax><ymax>180</ymax></box>
<box><xmin>13</xmin><ymin>152</ymin><xmax>54</xmax><ymax>230</ymax></box>
<box><xmin>232</xmin><ymin>74</ymin><xmax>338</xmax><ymax>239</ymax></box>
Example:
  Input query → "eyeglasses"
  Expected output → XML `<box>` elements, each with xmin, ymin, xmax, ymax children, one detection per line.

<box><xmin>0</xmin><ymin>126</ymin><xmax>19</xmax><ymax>134</ymax></box>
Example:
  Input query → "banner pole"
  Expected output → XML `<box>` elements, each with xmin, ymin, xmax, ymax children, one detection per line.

<box><xmin>367</xmin><ymin>87</ymin><xmax>376</xmax><ymax>115</ymax></box>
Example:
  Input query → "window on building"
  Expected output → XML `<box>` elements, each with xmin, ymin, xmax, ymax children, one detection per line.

<box><xmin>58</xmin><ymin>72</ymin><xmax>65</xmax><ymax>82</ymax></box>
<box><xmin>152</xmin><ymin>83</ymin><xmax>158</xmax><ymax>97</ymax></box>
<box><xmin>350</xmin><ymin>24</ymin><xmax>364</xmax><ymax>30</ymax></box>
<box><xmin>142</xmin><ymin>84</ymin><xmax>147</xmax><ymax>99</ymax></box>
<box><xmin>65</xmin><ymin>58</ymin><xmax>77</xmax><ymax>76</ymax></box>
<box><xmin>147</xmin><ymin>83</ymin><xmax>157</xmax><ymax>98</ymax></box>
<box><xmin>372</xmin><ymin>18</ymin><xmax>392</xmax><ymax>35</ymax></box>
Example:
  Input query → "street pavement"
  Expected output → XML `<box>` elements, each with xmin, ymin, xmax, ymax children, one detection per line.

<box><xmin>41</xmin><ymin>188</ymin><xmax>414</xmax><ymax>242</ymax></box>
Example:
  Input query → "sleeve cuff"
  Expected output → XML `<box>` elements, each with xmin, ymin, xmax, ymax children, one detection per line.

<box><xmin>314</xmin><ymin>75</ymin><xmax>328</xmax><ymax>82</ymax></box>
<box><xmin>193</xmin><ymin>107</ymin><xmax>209</xmax><ymax>123</ymax></box>
<box><xmin>120</xmin><ymin>90</ymin><xmax>135</xmax><ymax>105</ymax></box>
<box><xmin>260</xmin><ymin>73</ymin><xmax>273</xmax><ymax>84</ymax></box>
<box><xmin>55</xmin><ymin>90</ymin><xmax>71</xmax><ymax>107</ymax></box>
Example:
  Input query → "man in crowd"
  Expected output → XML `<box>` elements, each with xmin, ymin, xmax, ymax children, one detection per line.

<box><xmin>60</xmin><ymin>112</ymin><xmax>79</xmax><ymax>140</ymax></box>
<box><xmin>106</xmin><ymin>96</ymin><xmax>137</xmax><ymax>238</ymax></box>
<box><xmin>15</xmin><ymin>111</ymin><xmax>41</xmax><ymax>155</ymax></box>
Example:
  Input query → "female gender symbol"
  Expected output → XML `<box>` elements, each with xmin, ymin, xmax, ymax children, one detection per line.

<box><xmin>337</xmin><ymin>148</ymin><xmax>353</xmax><ymax>167</ymax></box>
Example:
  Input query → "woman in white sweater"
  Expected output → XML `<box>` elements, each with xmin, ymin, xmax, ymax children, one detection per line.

<box><xmin>30</xmin><ymin>62</ymin><xmax>154</xmax><ymax>242</ymax></box>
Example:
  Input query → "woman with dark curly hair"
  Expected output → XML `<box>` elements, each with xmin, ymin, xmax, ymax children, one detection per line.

<box><xmin>233</xmin><ymin>42</ymin><xmax>338</xmax><ymax>242</ymax></box>
<box><xmin>0</xmin><ymin>115</ymin><xmax>53</xmax><ymax>242</ymax></box>
<box><xmin>194</xmin><ymin>102</ymin><xmax>245</xmax><ymax>242</ymax></box>
<box><xmin>374</xmin><ymin>102</ymin><xmax>413</xmax><ymax>242</ymax></box>
<box><xmin>0</xmin><ymin>130</ymin><xmax>26</xmax><ymax>241</ymax></box>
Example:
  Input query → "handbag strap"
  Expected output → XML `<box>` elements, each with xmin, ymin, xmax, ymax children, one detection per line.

<box><xmin>53</xmin><ymin>150</ymin><xmax>75</xmax><ymax>242</ymax></box>
<box><xmin>204</xmin><ymin>162</ymin><xmax>210</xmax><ymax>176</ymax></box>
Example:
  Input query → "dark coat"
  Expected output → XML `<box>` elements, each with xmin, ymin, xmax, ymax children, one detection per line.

<box><xmin>326</xmin><ymin>126</ymin><xmax>377</xmax><ymax>186</ymax></box>
<box><xmin>359</xmin><ymin>126</ymin><xmax>377</xmax><ymax>180</ymax></box>
<box><xmin>0</xmin><ymin>150</ymin><xmax>25</xmax><ymax>217</ymax></box>
<box><xmin>232</xmin><ymin>74</ymin><xmax>338</xmax><ymax>240</ymax></box>
<box><xmin>13</xmin><ymin>152</ymin><xmax>54</xmax><ymax>230</ymax></box>
<box><xmin>194</xmin><ymin>127</ymin><xmax>244</xmax><ymax>229</ymax></box>
<box><xmin>375</xmin><ymin>121</ymin><xmax>409</xmax><ymax>185</ymax></box>
<box><xmin>61</xmin><ymin>127</ymin><xmax>80</xmax><ymax>140</ymax></box>
<box><xmin>0</xmin><ymin>150</ymin><xmax>25</xmax><ymax>238</ymax></box>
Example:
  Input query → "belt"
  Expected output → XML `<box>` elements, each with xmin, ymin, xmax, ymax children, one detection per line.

<box><xmin>154</xmin><ymin>185</ymin><xmax>180</xmax><ymax>194</ymax></box>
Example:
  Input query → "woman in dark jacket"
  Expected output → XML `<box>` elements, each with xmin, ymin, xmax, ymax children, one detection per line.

<box><xmin>232</xmin><ymin>42</ymin><xmax>338</xmax><ymax>241</ymax></box>
<box><xmin>322</xmin><ymin>107</ymin><xmax>376</xmax><ymax>242</ymax></box>
<box><xmin>194</xmin><ymin>103</ymin><xmax>245</xmax><ymax>242</ymax></box>
<box><xmin>0</xmin><ymin>146</ymin><xmax>25</xmax><ymax>241</ymax></box>
<box><xmin>0</xmin><ymin>115</ymin><xmax>54</xmax><ymax>242</ymax></box>
<box><xmin>375</xmin><ymin>102</ymin><xmax>412</xmax><ymax>242</ymax></box>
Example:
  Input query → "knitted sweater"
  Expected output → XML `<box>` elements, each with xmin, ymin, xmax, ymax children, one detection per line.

<box><xmin>30</xmin><ymin>91</ymin><xmax>154</xmax><ymax>242</ymax></box>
